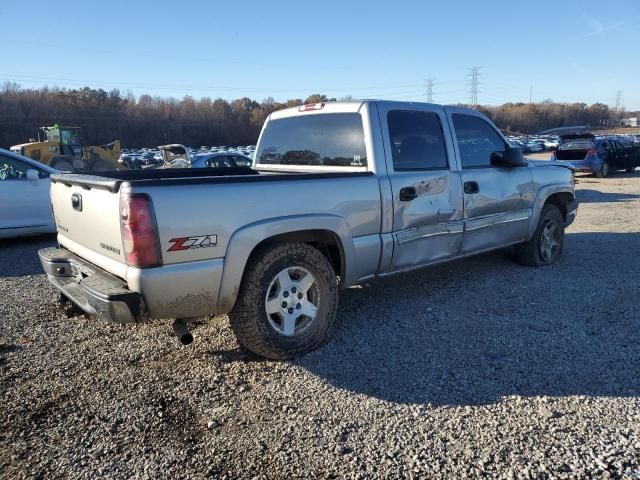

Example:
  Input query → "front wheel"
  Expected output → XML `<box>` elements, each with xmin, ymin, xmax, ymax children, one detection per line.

<box><xmin>514</xmin><ymin>204</ymin><xmax>565</xmax><ymax>267</ymax></box>
<box><xmin>228</xmin><ymin>243</ymin><xmax>338</xmax><ymax>359</ymax></box>
<box><xmin>50</xmin><ymin>157</ymin><xmax>76</xmax><ymax>172</ymax></box>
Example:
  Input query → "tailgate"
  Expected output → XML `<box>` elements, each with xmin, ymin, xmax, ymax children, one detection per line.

<box><xmin>50</xmin><ymin>177</ymin><xmax>126</xmax><ymax>278</ymax></box>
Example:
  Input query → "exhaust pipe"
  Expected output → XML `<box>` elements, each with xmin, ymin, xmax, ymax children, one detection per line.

<box><xmin>172</xmin><ymin>319</ymin><xmax>193</xmax><ymax>345</ymax></box>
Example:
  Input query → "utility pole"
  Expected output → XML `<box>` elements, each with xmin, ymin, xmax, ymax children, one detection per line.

<box><xmin>614</xmin><ymin>90</ymin><xmax>624</xmax><ymax>126</ymax></box>
<box><xmin>468</xmin><ymin>66</ymin><xmax>481</xmax><ymax>107</ymax></box>
<box><xmin>425</xmin><ymin>78</ymin><xmax>435</xmax><ymax>103</ymax></box>
<box><xmin>526</xmin><ymin>85</ymin><xmax>533</xmax><ymax>138</ymax></box>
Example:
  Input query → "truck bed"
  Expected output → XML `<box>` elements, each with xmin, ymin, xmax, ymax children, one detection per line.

<box><xmin>50</xmin><ymin>167</ymin><xmax>373</xmax><ymax>192</ymax></box>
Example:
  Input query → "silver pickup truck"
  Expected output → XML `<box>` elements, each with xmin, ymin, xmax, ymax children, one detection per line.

<box><xmin>39</xmin><ymin>101</ymin><xmax>577</xmax><ymax>359</ymax></box>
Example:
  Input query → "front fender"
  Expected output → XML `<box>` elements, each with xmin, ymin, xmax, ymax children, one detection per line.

<box><xmin>216</xmin><ymin>214</ymin><xmax>354</xmax><ymax>313</ymax></box>
<box><xmin>527</xmin><ymin>183</ymin><xmax>575</xmax><ymax>239</ymax></box>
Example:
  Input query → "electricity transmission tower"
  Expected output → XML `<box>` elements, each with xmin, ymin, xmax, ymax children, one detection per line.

<box><xmin>468</xmin><ymin>66</ymin><xmax>481</xmax><ymax>106</ymax></box>
<box><xmin>615</xmin><ymin>90</ymin><xmax>623</xmax><ymax>111</ymax></box>
<box><xmin>425</xmin><ymin>78</ymin><xmax>435</xmax><ymax>103</ymax></box>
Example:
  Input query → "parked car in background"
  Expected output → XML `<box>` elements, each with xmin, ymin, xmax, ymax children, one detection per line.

<box><xmin>139</xmin><ymin>151</ymin><xmax>161</xmax><ymax>165</ymax></box>
<box><xmin>553</xmin><ymin>134</ymin><xmax>639</xmax><ymax>177</ymax></box>
<box><xmin>509</xmin><ymin>139</ymin><xmax>527</xmax><ymax>152</ymax></box>
<box><xmin>525</xmin><ymin>141</ymin><xmax>543</xmax><ymax>153</ymax></box>
<box><xmin>190</xmin><ymin>152</ymin><xmax>253</xmax><ymax>168</ymax></box>
<box><xmin>531</xmin><ymin>139</ymin><xmax>548</xmax><ymax>151</ymax></box>
<box><xmin>0</xmin><ymin>148</ymin><xmax>56</xmax><ymax>239</ymax></box>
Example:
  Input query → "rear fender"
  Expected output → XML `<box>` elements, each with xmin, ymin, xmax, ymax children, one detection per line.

<box><xmin>216</xmin><ymin>214</ymin><xmax>354</xmax><ymax>313</ymax></box>
<box><xmin>590</xmin><ymin>153</ymin><xmax>604</xmax><ymax>171</ymax></box>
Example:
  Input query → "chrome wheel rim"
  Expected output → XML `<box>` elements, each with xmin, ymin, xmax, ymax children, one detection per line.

<box><xmin>539</xmin><ymin>221</ymin><xmax>561</xmax><ymax>262</ymax></box>
<box><xmin>265</xmin><ymin>267</ymin><xmax>319</xmax><ymax>336</ymax></box>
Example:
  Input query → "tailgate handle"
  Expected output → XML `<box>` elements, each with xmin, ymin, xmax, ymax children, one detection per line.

<box><xmin>71</xmin><ymin>193</ymin><xmax>83</xmax><ymax>212</ymax></box>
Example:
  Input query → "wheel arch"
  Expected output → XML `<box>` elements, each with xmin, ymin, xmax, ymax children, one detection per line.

<box><xmin>545</xmin><ymin>192</ymin><xmax>574</xmax><ymax>219</ymax></box>
<box><xmin>216</xmin><ymin>215</ymin><xmax>354</xmax><ymax>313</ymax></box>
<box><xmin>527</xmin><ymin>185</ymin><xmax>575</xmax><ymax>239</ymax></box>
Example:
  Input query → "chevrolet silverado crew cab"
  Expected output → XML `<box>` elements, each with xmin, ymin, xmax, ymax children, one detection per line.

<box><xmin>40</xmin><ymin>101</ymin><xmax>578</xmax><ymax>359</ymax></box>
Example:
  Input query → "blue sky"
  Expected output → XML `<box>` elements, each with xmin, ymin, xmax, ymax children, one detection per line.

<box><xmin>1</xmin><ymin>0</ymin><xmax>639</xmax><ymax>109</ymax></box>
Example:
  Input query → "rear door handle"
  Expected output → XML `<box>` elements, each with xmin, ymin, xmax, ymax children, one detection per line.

<box><xmin>399</xmin><ymin>186</ymin><xmax>418</xmax><ymax>201</ymax></box>
<box><xmin>464</xmin><ymin>181</ymin><xmax>479</xmax><ymax>194</ymax></box>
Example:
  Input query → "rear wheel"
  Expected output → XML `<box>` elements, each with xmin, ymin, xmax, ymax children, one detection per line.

<box><xmin>514</xmin><ymin>204</ymin><xmax>565</xmax><ymax>267</ymax></box>
<box><xmin>595</xmin><ymin>160</ymin><xmax>609</xmax><ymax>178</ymax></box>
<box><xmin>228</xmin><ymin>243</ymin><xmax>338</xmax><ymax>359</ymax></box>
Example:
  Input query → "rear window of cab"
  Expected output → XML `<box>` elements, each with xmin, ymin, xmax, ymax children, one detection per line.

<box><xmin>256</xmin><ymin>113</ymin><xmax>367</xmax><ymax>168</ymax></box>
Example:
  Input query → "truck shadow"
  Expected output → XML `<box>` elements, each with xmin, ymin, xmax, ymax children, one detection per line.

<box><xmin>576</xmin><ymin>189</ymin><xmax>640</xmax><ymax>203</ymax></box>
<box><xmin>296</xmin><ymin>231</ymin><xmax>640</xmax><ymax>406</ymax></box>
<box><xmin>0</xmin><ymin>234</ymin><xmax>56</xmax><ymax>277</ymax></box>
<box><xmin>577</xmin><ymin>172</ymin><xmax>639</xmax><ymax>180</ymax></box>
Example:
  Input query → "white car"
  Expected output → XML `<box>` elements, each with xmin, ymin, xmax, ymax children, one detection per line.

<box><xmin>525</xmin><ymin>142</ymin><xmax>543</xmax><ymax>153</ymax></box>
<box><xmin>0</xmin><ymin>148</ymin><xmax>56</xmax><ymax>239</ymax></box>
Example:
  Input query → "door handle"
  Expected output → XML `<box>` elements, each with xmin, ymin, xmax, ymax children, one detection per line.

<box><xmin>399</xmin><ymin>186</ymin><xmax>418</xmax><ymax>201</ymax></box>
<box><xmin>464</xmin><ymin>181</ymin><xmax>479</xmax><ymax>194</ymax></box>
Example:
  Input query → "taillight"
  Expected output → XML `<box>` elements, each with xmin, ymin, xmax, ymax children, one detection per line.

<box><xmin>120</xmin><ymin>194</ymin><xmax>162</xmax><ymax>268</ymax></box>
<box><xmin>586</xmin><ymin>148</ymin><xmax>597</xmax><ymax>157</ymax></box>
<box><xmin>298</xmin><ymin>102</ymin><xmax>325</xmax><ymax>112</ymax></box>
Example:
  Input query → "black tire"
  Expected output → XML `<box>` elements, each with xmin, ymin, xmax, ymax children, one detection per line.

<box><xmin>228</xmin><ymin>243</ymin><xmax>338</xmax><ymax>359</ymax></box>
<box><xmin>88</xmin><ymin>159</ymin><xmax>117</xmax><ymax>171</ymax></box>
<box><xmin>595</xmin><ymin>160</ymin><xmax>609</xmax><ymax>178</ymax></box>
<box><xmin>49</xmin><ymin>157</ymin><xmax>75</xmax><ymax>172</ymax></box>
<box><xmin>514</xmin><ymin>204</ymin><xmax>565</xmax><ymax>267</ymax></box>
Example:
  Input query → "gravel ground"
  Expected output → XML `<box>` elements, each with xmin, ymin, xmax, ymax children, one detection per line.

<box><xmin>1</xmin><ymin>173</ymin><xmax>639</xmax><ymax>479</ymax></box>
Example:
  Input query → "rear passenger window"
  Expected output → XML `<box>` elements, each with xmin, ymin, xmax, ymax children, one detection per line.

<box><xmin>452</xmin><ymin>114</ymin><xmax>507</xmax><ymax>168</ymax></box>
<box><xmin>387</xmin><ymin>110</ymin><xmax>448</xmax><ymax>171</ymax></box>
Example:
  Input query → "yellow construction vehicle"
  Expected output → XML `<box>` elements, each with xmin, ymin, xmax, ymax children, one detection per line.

<box><xmin>10</xmin><ymin>125</ymin><xmax>121</xmax><ymax>171</ymax></box>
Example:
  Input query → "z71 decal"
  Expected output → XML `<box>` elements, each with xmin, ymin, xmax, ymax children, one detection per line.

<box><xmin>168</xmin><ymin>234</ymin><xmax>218</xmax><ymax>252</ymax></box>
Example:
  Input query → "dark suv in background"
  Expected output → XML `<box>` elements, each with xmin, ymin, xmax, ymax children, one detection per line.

<box><xmin>553</xmin><ymin>133</ymin><xmax>639</xmax><ymax>177</ymax></box>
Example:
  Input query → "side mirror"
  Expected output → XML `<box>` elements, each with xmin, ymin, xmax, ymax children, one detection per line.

<box><xmin>26</xmin><ymin>169</ymin><xmax>40</xmax><ymax>181</ymax></box>
<box><xmin>491</xmin><ymin>147</ymin><xmax>526</xmax><ymax>167</ymax></box>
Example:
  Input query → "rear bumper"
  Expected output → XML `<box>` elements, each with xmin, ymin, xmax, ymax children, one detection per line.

<box><xmin>555</xmin><ymin>155</ymin><xmax>601</xmax><ymax>173</ymax></box>
<box><xmin>39</xmin><ymin>247</ymin><xmax>145</xmax><ymax>323</ymax></box>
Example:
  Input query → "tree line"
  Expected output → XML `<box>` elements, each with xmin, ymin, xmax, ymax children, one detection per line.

<box><xmin>0</xmin><ymin>82</ymin><xmax>636</xmax><ymax>149</ymax></box>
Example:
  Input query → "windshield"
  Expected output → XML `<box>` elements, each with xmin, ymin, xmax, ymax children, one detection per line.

<box><xmin>256</xmin><ymin>113</ymin><xmax>367</xmax><ymax>168</ymax></box>
<box><xmin>59</xmin><ymin>128</ymin><xmax>82</xmax><ymax>145</ymax></box>
<box><xmin>559</xmin><ymin>141</ymin><xmax>592</xmax><ymax>150</ymax></box>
